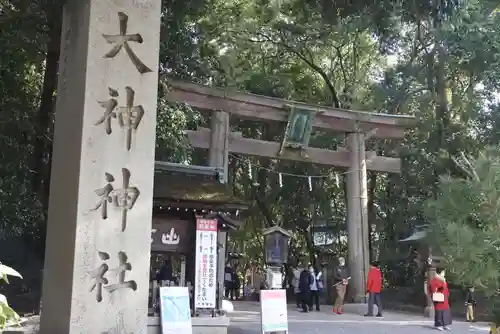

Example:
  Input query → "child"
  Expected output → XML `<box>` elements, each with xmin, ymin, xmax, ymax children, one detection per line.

<box><xmin>465</xmin><ymin>286</ymin><xmax>476</xmax><ymax>322</ymax></box>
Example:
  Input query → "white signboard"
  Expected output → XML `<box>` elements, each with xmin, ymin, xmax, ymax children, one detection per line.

<box><xmin>159</xmin><ymin>286</ymin><xmax>192</xmax><ymax>334</ymax></box>
<box><xmin>194</xmin><ymin>218</ymin><xmax>218</xmax><ymax>309</ymax></box>
<box><xmin>260</xmin><ymin>289</ymin><xmax>288</xmax><ymax>333</ymax></box>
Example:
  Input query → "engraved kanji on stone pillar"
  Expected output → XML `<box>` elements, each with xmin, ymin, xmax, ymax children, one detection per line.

<box><xmin>95</xmin><ymin>87</ymin><xmax>145</xmax><ymax>151</ymax></box>
<box><xmin>91</xmin><ymin>168</ymin><xmax>140</xmax><ymax>232</ymax></box>
<box><xmin>105</xmin><ymin>251</ymin><xmax>137</xmax><ymax>293</ymax></box>
<box><xmin>102</xmin><ymin>12</ymin><xmax>152</xmax><ymax>74</ymax></box>
<box><xmin>89</xmin><ymin>251</ymin><xmax>137</xmax><ymax>302</ymax></box>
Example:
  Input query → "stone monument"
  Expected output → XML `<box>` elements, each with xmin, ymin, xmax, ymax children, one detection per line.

<box><xmin>39</xmin><ymin>1</ymin><xmax>161</xmax><ymax>333</ymax></box>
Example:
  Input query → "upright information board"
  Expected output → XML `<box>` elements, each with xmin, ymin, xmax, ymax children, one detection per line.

<box><xmin>159</xmin><ymin>286</ymin><xmax>192</xmax><ymax>334</ymax></box>
<box><xmin>194</xmin><ymin>218</ymin><xmax>218</xmax><ymax>309</ymax></box>
<box><xmin>260</xmin><ymin>289</ymin><xmax>288</xmax><ymax>333</ymax></box>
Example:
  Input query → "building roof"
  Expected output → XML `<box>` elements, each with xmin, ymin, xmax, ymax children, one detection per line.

<box><xmin>399</xmin><ymin>230</ymin><xmax>427</xmax><ymax>242</ymax></box>
<box><xmin>398</xmin><ymin>225</ymin><xmax>429</xmax><ymax>243</ymax></box>
<box><xmin>153</xmin><ymin>162</ymin><xmax>249</xmax><ymax>211</ymax></box>
<box><xmin>205</xmin><ymin>212</ymin><xmax>244</xmax><ymax>231</ymax></box>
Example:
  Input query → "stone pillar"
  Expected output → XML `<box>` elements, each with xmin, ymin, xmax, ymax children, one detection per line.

<box><xmin>216</xmin><ymin>231</ymin><xmax>227</xmax><ymax>308</ymax></box>
<box><xmin>346</xmin><ymin>132</ymin><xmax>369</xmax><ymax>302</ymax></box>
<box><xmin>208</xmin><ymin>111</ymin><xmax>230</xmax><ymax>182</ymax></box>
<box><xmin>39</xmin><ymin>1</ymin><xmax>161</xmax><ymax>333</ymax></box>
<box><xmin>208</xmin><ymin>111</ymin><xmax>230</xmax><ymax>309</ymax></box>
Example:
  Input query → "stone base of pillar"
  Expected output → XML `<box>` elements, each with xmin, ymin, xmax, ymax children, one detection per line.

<box><xmin>351</xmin><ymin>295</ymin><xmax>367</xmax><ymax>304</ymax></box>
<box><xmin>148</xmin><ymin>315</ymin><xmax>229</xmax><ymax>334</ymax></box>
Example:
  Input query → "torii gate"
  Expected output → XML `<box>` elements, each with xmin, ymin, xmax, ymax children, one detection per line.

<box><xmin>166</xmin><ymin>80</ymin><xmax>415</xmax><ymax>302</ymax></box>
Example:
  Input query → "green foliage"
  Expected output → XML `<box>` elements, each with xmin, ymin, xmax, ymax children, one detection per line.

<box><xmin>426</xmin><ymin>149</ymin><xmax>500</xmax><ymax>290</ymax></box>
<box><xmin>0</xmin><ymin>263</ymin><xmax>22</xmax><ymax>329</ymax></box>
<box><xmin>0</xmin><ymin>299</ymin><xmax>21</xmax><ymax>330</ymax></box>
<box><xmin>426</xmin><ymin>148</ymin><xmax>500</xmax><ymax>321</ymax></box>
<box><xmin>155</xmin><ymin>97</ymin><xmax>202</xmax><ymax>163</ymax></box>
<box><xmin>0</xmin><ymin>1</ymin><xmax>46</xmax><ymax>238</ymax></box>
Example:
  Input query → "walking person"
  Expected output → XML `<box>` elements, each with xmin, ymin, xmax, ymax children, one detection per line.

<box><xmin>465</xmin><ymin>286</ymin><xmax>477</xmax><ymax>322</ymax></box>
<box><xmin>299</xmin><ymin>266</ymin><xmax>312</xmax><ymax>313</ymax></box>
<box><xmin>364</xmin><ymin>261</ymin><xmax>383</xmax><ymax>317</ymax></box>
<box><xmin>332</xmin><ymin>257</ymin><xmax>349</xmax><ymax>314</ymax></box>
<box><xmin>292</xmin><ymin>265</ymin><xmax>302</xmax><ymax>309</ymax></box>
<box><xmin>234</xmin><ymin>271</ymin><xmax>241</xmax><ymax>300</ymax></box>
<box><xmin>224</xmin><ymin>263</ymin><xmax>235</xmax><ymax>300</ymax></box>
<box><xmin>428</xmin><ymin>268</ymin><xmax>452</xmax><ymax>331</ymax></box>
<box><xmin>308</xmin><ymin>265</ymin><xmax>321</xmax><ymax>311</ymax></box>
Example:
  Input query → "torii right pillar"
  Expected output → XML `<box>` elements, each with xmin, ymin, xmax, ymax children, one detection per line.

<box><xmin>346</xmin><ymin>131</ymin><xmax>370</xmax><ymax>302</ymax></box>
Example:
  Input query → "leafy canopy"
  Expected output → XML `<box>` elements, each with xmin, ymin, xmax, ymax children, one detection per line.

<box><xmin>426</xmin><ymin>148</ymin><xmax>500</xmax><ymax>294</ymax></box>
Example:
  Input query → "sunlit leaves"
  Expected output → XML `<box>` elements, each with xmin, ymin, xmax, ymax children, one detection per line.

<box><xmin>155</xmin><ymin>96</ymin><xmax>202</xmax><ymax>164</ymax></box>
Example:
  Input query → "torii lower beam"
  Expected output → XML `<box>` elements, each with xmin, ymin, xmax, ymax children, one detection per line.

<box><xmin>186</xmin><ymin>128</ymin><xmax>401</xmax><ymax>174</ymax></box>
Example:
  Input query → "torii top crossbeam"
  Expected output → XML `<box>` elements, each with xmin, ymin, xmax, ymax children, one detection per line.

<box><xmin>166</xmin><ymin>80</ymin><xmax>415</xmax><ymax>139</ymax></box>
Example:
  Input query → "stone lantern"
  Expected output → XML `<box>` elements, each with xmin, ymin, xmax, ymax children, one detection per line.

<box><xmin>262</xmin><ymin>226</ymin><xmax>292</xmax><ymax>289</ymax></box>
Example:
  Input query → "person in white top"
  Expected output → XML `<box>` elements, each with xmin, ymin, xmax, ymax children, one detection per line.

<box><xmin>292</xmin><ymin>266</ymin><xmax>302</xmax><ymax>309</ymax></box>
<box><xmin>308</xmin><ymin>265</ymin><xmax>322</xmax><ymax>311</ymax></box>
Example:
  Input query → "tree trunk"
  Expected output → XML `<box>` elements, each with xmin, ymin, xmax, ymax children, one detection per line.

<box><xmin>31</xmin><ymin>10</ymin><xmax>62</xmax><ymax>218</ymax></box>
<box><xmin>429</xmin><ymin>0</ymin><xmax>450</xmax><ymax>195</ymax></box>
<box><xmin>434</xmin><ymin>41</ymin><xmax>449</xmax><ymax>150</ymax></box>
<box><xmin>301</xmin><ymin>227</ymin><xmax>315</xmax><ymax>268</ymax></box>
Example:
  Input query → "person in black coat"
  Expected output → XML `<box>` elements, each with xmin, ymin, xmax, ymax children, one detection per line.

<box><xmin>156</xmin><ymin>259</ymin><xmax>173</xmax><ymax>283</ymax></box>
<box><xmin>224</xmin><ymin>264</ymin><xmax>235</xmax><ymax>300</ymax></box>
<box><xmin>465</xmin><ymin>286</ymin><xmax>477</xmax><ymax>322</ymax></box>
<box><xmin>299</xmin><ymin>267</ymin><xmax>312</xmax><ymax>312</ymax></box>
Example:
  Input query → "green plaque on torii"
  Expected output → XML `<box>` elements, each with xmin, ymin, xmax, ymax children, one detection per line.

<box><xmin>278</xmin><ymin>105</ymin><xmax>316</xmax><ymax>158</ymax></box>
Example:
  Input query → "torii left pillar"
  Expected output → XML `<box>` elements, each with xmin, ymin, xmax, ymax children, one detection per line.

<box><xmin>346</xmin><ymin>132</ymin><xmax>370</xmax><ymax>302</ymax></box>
<box><xmin>208</xmin><ymin>111</ymin><xmax>230</xmax><ymax>309</ymax></box>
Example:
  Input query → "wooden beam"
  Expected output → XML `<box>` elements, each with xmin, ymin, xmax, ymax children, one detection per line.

<box><xmin>186</xmin><ymin>128</ymin><xmax>401</xmax><ymax>173</ymax></box>
<box><xmin>167</xmin><ymin>80</ymin><xmax>415</xmax><ymax>139</ymax></box>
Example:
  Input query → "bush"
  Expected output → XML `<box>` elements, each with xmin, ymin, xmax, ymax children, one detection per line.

<box><xmin>0</xmin><ymin>263</ymin><xmax>22</xmax><ymax>329</ymax></box>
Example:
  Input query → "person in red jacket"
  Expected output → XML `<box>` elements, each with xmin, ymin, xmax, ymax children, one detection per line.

<box><xmin>364</xmin><ymin>261</ymin><xmax>383</xmax><ymax>317</ymax></box>
<box><xmin>428</xmin><ymin>268</ymin><xmax>452</xmax><ymax>331</ymax></box>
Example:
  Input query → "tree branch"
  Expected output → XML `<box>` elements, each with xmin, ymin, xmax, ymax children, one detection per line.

<box><xmin>238</xmin><ymin>29</ymin><xmax>342</xmax><ymax>108</ymax></box>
